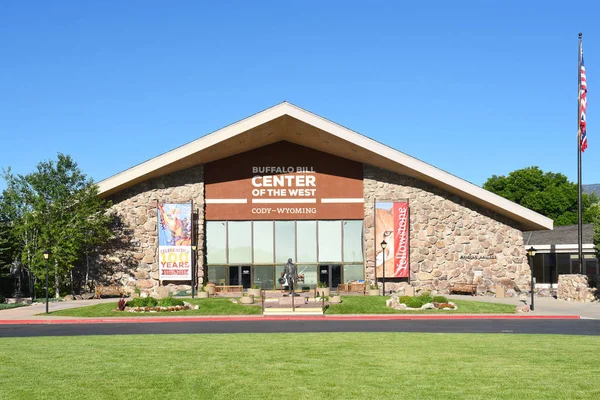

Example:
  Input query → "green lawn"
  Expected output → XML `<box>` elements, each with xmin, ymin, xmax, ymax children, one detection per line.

<box><xmin>46</xmin><ymin>296</ymin><xmax>515</xmax><ymax>317</ymax></box>
<box><xmin>0</xmin><ymin>333</ymin><xmax>597</xmax><ymax>399</ymax></box>
<box><xmin>325</xmin><ymin>295</ymin><xmax>516</xmax><ymax>314</ymax></box>
<box><xmin>48</xmin><ymin>298</ymin><xmax>262</xmax><ymax>317</ymax></box>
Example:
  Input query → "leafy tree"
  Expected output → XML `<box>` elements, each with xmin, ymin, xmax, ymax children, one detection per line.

<box><xmin>483</xmin><ymin>166</ymin><xmax>600</xmax><ymax>226</ymax></box>
<box><xmin>1</xmin><ymin>154</ymin><xmax>113</xmax><ymax>297</ymax></box>
<box><xmin>0</xmin><ymin>216</ymin><xmax>15</xmax><ymax>297</ymax></box>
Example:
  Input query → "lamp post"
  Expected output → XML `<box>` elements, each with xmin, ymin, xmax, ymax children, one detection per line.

<box><xmin>191</xmin><ymin>245</ymin><xmax>197</xmax><ymax>299</ymax></box>
<box><xmin>381</xmin><ymin>240</ymin><xmax>387</xmax><ymax>295</ymax></box>
<box><xmin>43</xmin><ymin>250</ymin><xmax>51</xmax><ymax>314</ymax></box>
<box><xmin>527</xmin><ymin>246</ymin><xmax>536</xmax><ymax>311</ymax></box>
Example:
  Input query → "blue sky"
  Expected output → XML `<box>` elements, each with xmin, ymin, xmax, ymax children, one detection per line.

<box><xmin>0</xmin><ymin>1</ymin><xmax>598</xmax><ymax>192</ymax></box>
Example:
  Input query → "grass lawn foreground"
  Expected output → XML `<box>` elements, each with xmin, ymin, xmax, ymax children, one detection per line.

<box><xmin>47</xmin><ymin>296</ymin><xmax>516</xmax><ymax>317</ymax></box>
<box><xmin>0</xmin><ymin>332</ymin><xmax>597</xmax><ymax>399</ymax></box>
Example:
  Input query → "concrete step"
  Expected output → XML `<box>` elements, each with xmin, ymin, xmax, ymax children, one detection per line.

<box><xmin>263</xmin><ymin>308</ymin><xmax>323</xmax><ymax>316</ymax></box>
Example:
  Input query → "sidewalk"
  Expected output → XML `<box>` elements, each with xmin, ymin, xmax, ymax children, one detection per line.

<box><xmin>1</xmin><ymin>294</ymin><xmax>598</xmax><ymax>324</ymax></box>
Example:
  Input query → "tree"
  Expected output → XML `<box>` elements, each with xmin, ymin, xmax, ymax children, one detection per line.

<box><xmin>483</xmin><ymin>166</ymin><xmax>600</xmax><ymax>226</ymax></box>
<box><xmin>1</xmin><ymin>154</ymin><xmax>113</xmax><ymax>297</ymax></box>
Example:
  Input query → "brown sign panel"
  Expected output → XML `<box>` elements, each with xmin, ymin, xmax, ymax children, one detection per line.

<box><xmin>205</xmin><ymin>141</ymin><xmax>364</xmax><ymax>220</ymax></box>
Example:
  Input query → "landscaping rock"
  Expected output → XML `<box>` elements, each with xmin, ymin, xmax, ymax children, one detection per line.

<box><xmin>558</xmin><ymin>274</ymin><xmax>597</xmax><ymax>303</ymax></box>
<box><xmin>421</xmin><ymin>303</ymin><xmax>435</xmax><ymax>310</ymax></box>
<box><xmin>63</xmin><ymin>295</ymin><xmax>74</xmax><ymax>301</ymax></box>
<box><xmin>516</xmin><ymin>304</ymin><xmax>530</xmax><ymax>313</ymax></box>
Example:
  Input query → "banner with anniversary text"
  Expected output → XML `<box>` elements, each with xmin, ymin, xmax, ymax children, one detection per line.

<box><xmin>158</xmin><ymin>203</ymin><xmax>192</xmax><ymax>281</ymax></box>
<box><xmin>375</xmin><ymin>201</ymin><xmax>409</xmax><ymax>278</ymax></box>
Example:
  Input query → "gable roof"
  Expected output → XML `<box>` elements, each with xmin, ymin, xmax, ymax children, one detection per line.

<box><xmin>524</xmin><ymin>224</ymin><xmax>594</xmax><ymax>246</ymax></box>
<box><xmin>97</xmin><ymin>102</ymin><xmax>553</xmax><ymax>231</ymax></box>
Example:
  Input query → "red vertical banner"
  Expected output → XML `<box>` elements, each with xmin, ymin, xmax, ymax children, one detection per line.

<box><xmin>375</xmin><ymin>200</ymin><xmax>409</xmax><ymax>279</ymax></box>
<box><xmin>393</xmin><ymin>202</ymin><xmax>409</xmax><ymax>278</ymax></box>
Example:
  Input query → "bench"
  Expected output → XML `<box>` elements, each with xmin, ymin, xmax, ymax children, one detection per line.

<box><xmin>213</xmin><ymin>285</ymin><xmax>244</xmax><ymax>294</ymax></box>
<box><xmin>449</xmin><ymin>283</ymin><xmax>477</xmax><ymax>296</ymax></box>
<box><xmin>94</xmin><ymin>284</ymin><xmax>125</xmax><ymax>299</ymax></box>
<box><xmin>338</xmin><ymin>283</ymin><xmax>367</xmax><ymax>293</ymax></box>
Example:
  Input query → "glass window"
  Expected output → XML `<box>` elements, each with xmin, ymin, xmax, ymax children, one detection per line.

<box><xmin>343</xmin><ymin>221</ymin><xmax>363</xmax><ymax>262</ymax></box>
<box><xmin>297</xmin><ymin>264</ymin><xmax>317</xmax><ymax>289</ymax></box>
<box><xmin>253</xmin><ymin>266</ymin><xmax>274</xmax><ymax>290</ymax></box>
<box><xmin>343</xmin><ymin>264</ymin><xmax>364</xmax><ymax>283</ymax></box>
<box><xmin>297</xmin><ymin>221</ymin><xmax>317</xmax><ymax>263</ymax></box>
<box><xmin>585</xmin><ymin>260</ymin><xmax>598</xmax><ymax>277</ymax></box>
<box><xmin>208</xmin><ymin>266</ymin><xmax>227</xmax><ymax>286</ymax></box>
<box><xmin>253</xmin><ymin>221</ymin><xmax>274</xmax><ymax>264</ymax></box>
<box><xmin>543</xmin><ymin>254</ymin><xmax>557</xmax><ymax>284</ymax></box>
<box><xmin>532</xmin><ymin>254</ymin><xmax>544</xmax><ymax>283</ymax></box>
<box><xmin>318</xmin><ymin>221</ymin><xmax>342</xmax><ymax>262</ymax></box>
<box><xmin>557</xmin><ymin>254</ymin><xmax>571</xmax><ymax>275</ymax></box>
<box><xmin>275</xmin><ymin>221</ymin><xmax>295</xmax><ymax>263</ymax></box>
<box><xmin>228</xmin><ymin>221</ymin><xmax>252</xmax><ymax>264</ymax></box>
<box><xmin>206</xmin><ymin>221</ymin><xmax>227</xmax><ymax>264</ymax></box>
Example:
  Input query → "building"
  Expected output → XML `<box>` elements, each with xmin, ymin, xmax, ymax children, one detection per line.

<box><xmin>97</xmin><ymin>102</ymin><xmax>553</xmax><ymax>295</ymax></box>
<box><xmin>525</xmin><ymin>224</ymin><xmax>598</xmax><ymax>288</ymax></box>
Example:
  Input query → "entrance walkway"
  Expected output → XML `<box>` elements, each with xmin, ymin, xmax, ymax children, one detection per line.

<box><xmin>447</xmin><ymin>294</ymin><xmax>600</xmax><ymax>319</ymax></box>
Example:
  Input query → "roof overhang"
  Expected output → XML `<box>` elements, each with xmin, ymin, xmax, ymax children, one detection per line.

<box><xmin>97</xmin><ymin>102</ymin><xmax>553</xmax><ymax>231</ymax></box>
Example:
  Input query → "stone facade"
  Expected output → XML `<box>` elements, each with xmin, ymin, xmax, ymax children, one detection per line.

<box><xmin>103</xmin><ymin>166</ymin><xmax>205</xmax><ymax>296</ymax></box>
<box><xmin>557</xmin><ymin>274</ymin><xmax>597</xmax><ymax>302</ymax></box>
<box><xmin>363</xmin><ymin>165</ymin><xmax>531</xmax><ymax>294</ymax></box>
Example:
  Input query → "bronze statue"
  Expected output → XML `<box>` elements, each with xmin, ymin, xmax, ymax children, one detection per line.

<box><xmin>283</xmin><ymin>258</ymin><xmax>298</xmax><ymax>296</ymax></box>
<box><xmin>10</xmin><ymin>258</ymin><xmax>24</xmax><ymax>297</ymax></box>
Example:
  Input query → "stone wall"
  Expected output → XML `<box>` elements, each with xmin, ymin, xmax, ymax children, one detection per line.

<box><xmin>557</xmin><ymin>274</ymin><xmax>597</xmax><ymax>302</ymax></box>
<box><xmin>103</xmin><ymin>165</ymin><xmax>205</xmax><ymax>296</ymax></box>
<box><xmin>363</xmin><ymin>165</ymin><xmax>531</xmax><ymax>294</ymax></box>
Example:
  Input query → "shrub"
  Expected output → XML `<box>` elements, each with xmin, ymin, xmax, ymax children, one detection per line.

<box><xmin>126</xmin><ymin>297</ymin><xmax>158</xmax><ymax>308</ymax></box>
<box><xmin>251</xmin><ymin>284</ymin><xmax>260</xmax><ymax>289</ymax></box>
<box><xmin>0</xmin><ymin>294</ymin><xmax>5</xmax><ymax>303</ymax></box>
<box><xmin>417</xmin><ymin>292</ymin><xmax>433</xmax><ymax>304</ymax></box>
<box><xmin>399</xmin><ymin>296</ymin><xmax>412</xmax><ymax>304</ymax></box>
<box><xmin>433</xmin><ymin>295</ymin><xmax>448</xmax><ymax>303</ymax></box>
<box><xmin>157</xmin><ymin>297</ymin><xmax>184</xmax><ymax>307</ymax></box>
<box><xmin>0</xmin><ymin>303</ymin><xmax>28</xmax><ymax>310</ymax></box>
<box><xmin>318</xmin><ymin>281</ymin><xmax>328</xmax><ymax>288</ymax></box>
<box><xmin>117</xmin><ymin>298</ymin><xmax>126</xmax><ymax>311</ymax></box>
<box><xmin>404</xmin><ymin>297</ymin><xmax>425</xmax><ymax>308</ymax></box>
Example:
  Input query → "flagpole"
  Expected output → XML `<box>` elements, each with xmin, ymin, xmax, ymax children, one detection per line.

<box><xmin>577</xmin><ymin>32</ymin><xmax>584</xmax><ymax>275</ymax></box>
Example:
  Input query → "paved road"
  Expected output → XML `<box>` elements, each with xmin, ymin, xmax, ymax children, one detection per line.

<box><xmin>2</xmin><ymin>319</ymin><xmax>600</xmax><ymax>337</ymax></box>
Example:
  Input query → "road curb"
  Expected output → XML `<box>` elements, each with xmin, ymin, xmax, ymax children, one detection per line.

<box><xmin>0</xmin><ymin>314</ymin><xmax>582</xmax><ymax>325</ymax></box>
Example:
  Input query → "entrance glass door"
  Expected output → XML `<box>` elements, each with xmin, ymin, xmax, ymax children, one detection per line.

<box><xmin>318</xmin><ymin>264</ymin><xmax>342</xmax><ymax>289</ymax></box>
<box><xmin>241</xmin><ymin>266</ymin><xmax>252</xmax><ymax>288</ymax></box>
<box><xmin>229</xmin><ymin>266</ymin><xmax>252</xmax><ymax>288</ymax></box>
<box><xmin>229</xmin><ymin>266</ymin><xmax>240</xmax><ymax>286</ymax></box>
<box><xmin>331</xmin><ymin>265</ymin><xmax>342</xmax><ymax>289</ymax></box>
<box><xmin>319</xmin><ymin>265</ymin><xmax>329</xmax><ymax>287</ymax></box>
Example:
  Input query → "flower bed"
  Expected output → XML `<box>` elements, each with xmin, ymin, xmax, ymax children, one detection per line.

<box><xmin>125</xmin><ymin>302</ymin><xmax>198</xmax><ymax>313</ymax></box>
<box><xmin>114</xmin><ymin>297</ymin><xmax>199</xmax><ymax>313</ymax></box>
<box><xmin>386</xmin><ymin>292</ymin><xmax>458</xmax><ymax>311</ymax></box>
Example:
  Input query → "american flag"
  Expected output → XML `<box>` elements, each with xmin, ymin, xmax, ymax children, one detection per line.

<box><xmin>580</xmin><ymin>45</ymin><xmax>588</xmax><ymax>152</ymax></box>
